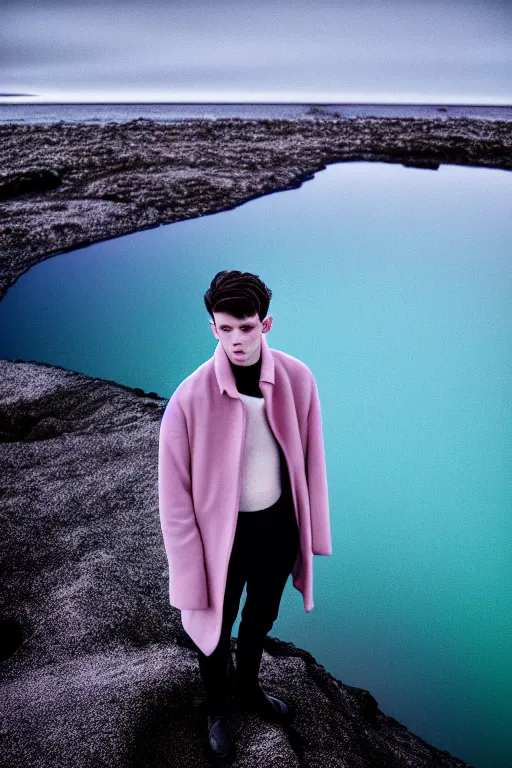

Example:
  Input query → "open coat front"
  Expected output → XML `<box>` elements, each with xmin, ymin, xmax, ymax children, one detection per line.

<box><xmin>158</xmin><ymin>334</ymin><xmax>332</xmax><ymax>657</ymax></box>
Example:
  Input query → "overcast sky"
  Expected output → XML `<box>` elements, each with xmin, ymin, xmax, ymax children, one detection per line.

<box><xmin>2</xmin><ymin>0</ymin><xmax>510</xmax><ymax>103</ymax></box>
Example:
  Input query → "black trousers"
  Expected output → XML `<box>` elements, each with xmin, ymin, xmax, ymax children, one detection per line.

<box><xmin>194</xmin><ymin>488</ymin><xmax>300</xmax><ymax>714</ymax></box>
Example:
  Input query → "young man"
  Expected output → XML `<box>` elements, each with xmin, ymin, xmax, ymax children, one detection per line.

<box><xmin>158</xmin><ymin>270</ymin><xmax>332</xmax><ymax>761</ymax></box>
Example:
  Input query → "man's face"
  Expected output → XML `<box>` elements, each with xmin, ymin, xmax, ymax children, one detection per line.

<box><xmin>210</xmin><ymin>311</ymin><xmax>273</xmax><ymax>366</ymax></box>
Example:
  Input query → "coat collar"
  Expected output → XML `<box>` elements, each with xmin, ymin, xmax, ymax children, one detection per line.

<box><xmin>214</xmin><ymin>333</ymin><xmax>275</xmax><ymax>397</ymax></box>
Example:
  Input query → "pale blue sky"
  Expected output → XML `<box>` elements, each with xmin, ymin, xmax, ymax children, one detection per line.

<box><xmin>2</xmin><ymin>0</ymin><xmax>511</xmax><ymax>103</ymax></box>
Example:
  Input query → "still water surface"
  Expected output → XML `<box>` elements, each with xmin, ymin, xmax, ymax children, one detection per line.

<box><xmin>1</xmin><ymin>160</ymin><xmax>511</xmax><ymax>768</ymax></box>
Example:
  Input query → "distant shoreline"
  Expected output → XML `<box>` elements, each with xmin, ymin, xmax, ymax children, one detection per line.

<box><xmin>1</xmin><ymin>101</ymin><xmax>511</xmax><ymax>125</ymax></box>
<box><xmin>1</xmin><ymin>115</ymin><xmax>511</xmax><ymax>301</ymax></box>
<box><xmin>2</xmin><ymin>100</ymin><xmax>511</xmax><ymax>104</ymax></box>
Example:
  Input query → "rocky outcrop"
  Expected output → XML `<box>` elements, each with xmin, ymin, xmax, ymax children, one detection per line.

<box><xmin>0</xmin><ymin>358</ymin><xmax>474</xmax><ymax>767</ymax></box>
<box><xmin>0</xmin><ymin>168</ymin><xmax>62</xmax><ymax>201</ymax></box>
<box><xmin>0</xmin><ymin>116</ymin><xmax>510</xmax><ymax>301</ymax></box>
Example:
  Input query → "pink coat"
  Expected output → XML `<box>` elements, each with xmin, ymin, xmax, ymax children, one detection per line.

<box><xmin>158</xmin><ymin>333</ymin><xmax>332</xmax><ymax>656</ymax></box>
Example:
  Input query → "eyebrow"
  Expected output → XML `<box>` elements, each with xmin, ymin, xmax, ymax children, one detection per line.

<box><xmin>219</xmin><ymin>322</ymin><xmax>256</xmax><ymax>329</ymax></box>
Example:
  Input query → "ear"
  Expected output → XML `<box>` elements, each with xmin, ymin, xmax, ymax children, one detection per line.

<box><xmin>210</xmin><ymin>321</ymin><xmax>219</xmax><ymax>339</ymax></box>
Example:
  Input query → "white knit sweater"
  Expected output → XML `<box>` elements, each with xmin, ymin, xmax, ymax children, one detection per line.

<box><xmin>238</xmin><ymin>392</ymin><xmax>282</xmax><ymax>512</ymax></box>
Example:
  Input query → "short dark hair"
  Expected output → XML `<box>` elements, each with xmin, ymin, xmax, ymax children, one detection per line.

<box><xmin>204</xmin><ymin>270</ymin><xmax>272</xmax><ymax>324</ymax></box>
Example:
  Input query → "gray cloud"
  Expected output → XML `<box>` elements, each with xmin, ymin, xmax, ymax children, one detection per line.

<box><xmin>2</xmin><ymin>0</ymin><xmax>510</xmax><ymax>101</ymax></box>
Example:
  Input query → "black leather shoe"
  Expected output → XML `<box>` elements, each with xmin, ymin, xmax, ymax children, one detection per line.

<box><xmin>235</xmin><ymin>683</ymin><xmax>295</xmax><ymax>724</ymax></box>
<box><xmin>205</xmin><ymin>714</ymin><xmax>236</xmax><ymax>763</ymax></box>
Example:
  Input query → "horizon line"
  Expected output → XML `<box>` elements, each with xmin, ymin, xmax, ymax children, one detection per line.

<box><xmin>1</xmin><ymin>100</ymin><xmax>511</xmax><ymax>107</ymax></box>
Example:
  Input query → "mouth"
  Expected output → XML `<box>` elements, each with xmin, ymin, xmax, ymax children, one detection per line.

<box><xmin>233</xmin><ymin>351</ymin><xmax>244</xmax><ymax>355</ymax></box>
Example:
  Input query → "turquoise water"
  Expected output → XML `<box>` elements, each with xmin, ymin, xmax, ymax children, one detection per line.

<box><xmin>1</xmin><ymin>160</ymin><xmax>511</xmax><ymax>768</ymax></box>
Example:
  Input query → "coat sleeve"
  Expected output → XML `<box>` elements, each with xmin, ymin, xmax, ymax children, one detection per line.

<box><xmin>306</xmin><ymin>375</ymin><xmax>333</xmax><ymax>556</ymax></box>
<box><xmin>158</xmin><ymin>391</ymin><xmax>209</xmax><ymax>610</ymax></box>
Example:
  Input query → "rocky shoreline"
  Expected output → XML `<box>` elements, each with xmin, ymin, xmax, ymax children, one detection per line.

<box><xmin>0</xmin><ymin>116</ymin><xmax>511</xmax><ymax>301</ymax></box>
<box><xmin>1</xmin><ymin>116</ymin><xmax>503</xmax><ymax>765</ymax></box>
<box><xmin>0</xmin><ymin>357</ymin><xmax>475</xmax><ymax>767</ymax></box>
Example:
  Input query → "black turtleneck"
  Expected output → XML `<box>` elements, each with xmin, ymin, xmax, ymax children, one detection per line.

<box><xmin>229</xmin><ymin>353</ymin><xmax>263</xmax><ymax>398</ymax></box>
